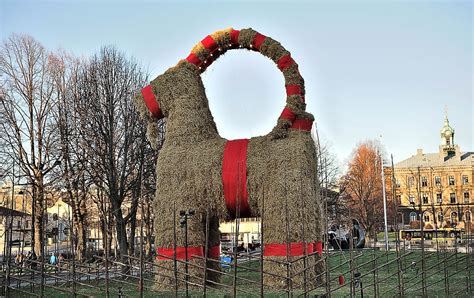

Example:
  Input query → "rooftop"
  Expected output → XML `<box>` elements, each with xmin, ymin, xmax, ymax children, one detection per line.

<box><xmin>395</xmin><ymin>151</ymin><xmax>474</xmax><ymax>169</ymax></box>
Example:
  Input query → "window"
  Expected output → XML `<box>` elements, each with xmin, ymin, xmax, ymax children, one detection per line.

<box><xmin>423</xmin><ymin>212</ymin><xmax>430</xmax><ymax>222</ymax></box>
<box><xmin>466</xmin><ymin>211</ymin><xmax>472</xmax><ymax>222</ymax></box>
<box><xmin>17</xmin><ymin>220</ymin><xmax>21</xmax><ymax>229</ymax></box>
<box><xmin>462</xmin><ymin>175</ymin><xmax>469</xmax><ymax>185</ymax></box>
<box><xmin>437</xmin><ymin>213</ymin><xmax>444</xmax><ymax>223</ymax></box>
<box><xmin>395</xmin><ymin>178</ymin><xmax>400</xmax><ymax>188</ymax></box>
<box><xmin>435</xmin><ymin>176</ymin><xmax>441</xmax><ymax>186</ymax></box>
<box><xmin>449</xmin><ymin>176</ymin><xmax>455</xmax><ymax>186</ymax></box>
<box><xmin>464</xmin><ymin>192</ymin><xmax>470</xmax><ymax>203</ymax></box>
<box><xmin>436</xmin><ymin>193</ymin><xmax>442</xmax><ymax>203</ymax></box>
<box><xmin>451</xmin><ymin>212</ymin><xmax>458</xmax><ymax>223</ymax></box>
<box><xmin>396</xmin><ymin>195</ymin><xmax>401</xmax><ymax>202</ymax></box>
<box><xmin>422</xmin><ymin>194</ymin><xmax>429</xmax><ymax>204</ymax></box>
<box><xmin>407</xmin><ymin>176</ymin><xmax>414</xmax><ymax>188</ymax></box>
<box><xmin>409</xmin><ymin>212</ymin><xmax>417</xmax><ymax>222</ymax></box>
<box><xmin>450</xmin><ymin>193</ymin><xmax>456</xmax><ymax>204</ymax></box>
<box><xmin>409</xmin><ymin>195</ymin><xmax>415</xmax><ymax>204</ymax></box>
<box><xmin>421</xmin><ymin>176</ymin><xmax>428</xmax><ymax>187</ymax></box>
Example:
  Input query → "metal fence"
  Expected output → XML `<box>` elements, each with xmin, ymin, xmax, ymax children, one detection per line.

<box><xmin>0</xmin><ymin>213</ymin><xmax>472</xmax><ymax>297</ymax></box>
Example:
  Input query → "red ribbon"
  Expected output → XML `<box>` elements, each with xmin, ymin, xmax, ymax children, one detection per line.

<box><xmin>277</xmin><ymin>54</ymin><xmax>295</xmax><ymax>71</ymax></box>
<box><xmin>230</xmin><ymin>29</ymin><xmax>240</xmax><ymax>45</ymax></box>
<box><xmin>263</xmin><ymin>242</ymin><xmax>315</xmax><ymax>257</ymax></box>
<box><xmin>156</xmin><ymin>245</ymin><xmax>220</xmax><ymax>260</ymax></box>
<box><xmin>285</xmin><ymin>84</ymin><xmax>301</xmax><ymax>96</ymax></box>
<box><xmin>252</xmin><ymin>33</ymin><xmax>267</xmax><ymax>50</ymax></box>
<box><xmin>222</xmin><ymin>139</ymin><xmax>251</xmax><ymax>218</ymax></box>
<box><xmin>141</xmin><ymin>85</ymin><xmax>163</xmax><ymax>119</ymax></box>
<box><xmin>157</xmin><ymin>246</ymin><xmax>203</xmax><ymax>260</ymax></box>
<box><xmin>209</xmin><ymin>245</ymin><xmax>220</xmax><ymax>258</ymax></box>
<box><xmin>279</xmin><ymin>107</ymin><xmax>296</xmax><ymax>122</ymax></box>
<box><xmin>290</xmin><ymin>118</ymin><xmax>313</xmax><ymax>131</ymax></box>
<box><xmin>201</xmin><ymin>35</ymin><xmax>217</xmax><ymax>52</ymax></box>
<box><xmin>186</xmin><ymin>52</ymin><xmax>202</xmax><ymax>66</ymax></box>
<box><xmin>315</xmin><ymin>241</ymin><xmax>323</xmax><ymax>256</ymax></box>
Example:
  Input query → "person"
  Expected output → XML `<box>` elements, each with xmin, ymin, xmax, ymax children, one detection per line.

<box><xmin>50</xmin><ymin>253</ymin><xmax>57</xmax><ymax>265</ymax></box>
<box><xmin>30</xmin><ymin>252</ymin><xmax>37</xmax><ymax>269</ymax></box>
<box><xmin>14</xmin><ymin>253</ymin><xmax>21</xmax><ymax>265</ymax></box>
<box><xmin>58</xmin><ymin>253</ymin><xmax>64</xmax><ymax>264</ymax></box>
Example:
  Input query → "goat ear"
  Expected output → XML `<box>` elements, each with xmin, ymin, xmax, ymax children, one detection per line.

<box><xmin>134</xmin><ymin>85</ymin><xmax>163</xmax><ymax>149</ymax></box>
<box><xmin>141</xmin><ymin>85</ymin><xmax>164</xmax><ymax>119</ymax></box>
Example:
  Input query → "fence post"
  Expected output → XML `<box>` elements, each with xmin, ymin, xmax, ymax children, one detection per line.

<box><xmin>260</xmin><ymin>188</ymin><xmax>265</xmax><ymax>297</ymax></box>
<box><xmin>203</xmin><ymin>210</ymin><xmax>209</xmax><ymax>296</ymax></box>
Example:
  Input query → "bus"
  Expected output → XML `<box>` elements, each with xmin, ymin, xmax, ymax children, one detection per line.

<box><xmin>400</xmin><ymin>228</ymin><xmax>464</xmax><ymax>242</ymax></box>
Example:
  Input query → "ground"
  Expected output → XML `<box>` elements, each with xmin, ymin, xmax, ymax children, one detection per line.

<box><xmin>6</xmin><ymin>249</ymin><xmax>473</xmax><ymax>297</ymax></box>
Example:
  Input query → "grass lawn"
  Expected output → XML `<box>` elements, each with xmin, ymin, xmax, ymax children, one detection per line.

<box><xmin>7</xmin><ymin>249</ymin><xmax>473</xmax><ymax>297</ymax></box>
<box><xmin>376</xmin><ymin>231</ymin><xmax>398</xmax><ymax>241</ymax></box>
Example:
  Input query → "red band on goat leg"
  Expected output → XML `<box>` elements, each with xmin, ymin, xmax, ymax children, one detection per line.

<box><xmin>222</xmin><ymin>139</ymin><xmax>251</xmax><ymax>218</ymax></box>
<box><xmin>263</xmin><ymin>242</ymin><xmax>315</xmax><ymax>257</ymax></box>
<box><xmin>279</xmin><ymin>107</ymin><xmax>296</xmax><ymax>122</ymax></box>
<box><xmin>290</xmin><ymin>118</ymin><xmax>313</xmax><ymax>131</ymax></box>
<box><xmin>141</xmin><ymin>85</ymin><xmax>163</xmax><ymax>119</ymax></box>
<box><xmin>156</xmin><ymin>246</ymin><xmax>204</xmax><ymax>260</ymax></box>
<box><xmin>315</xmin><ymin>241</ymin><xmax>323</xmax><ymax>256</ymax></box>
<box><xmin>208</xmin><ymin>245</ymin><xmax>220</xmax><ymax>259</ymax></box>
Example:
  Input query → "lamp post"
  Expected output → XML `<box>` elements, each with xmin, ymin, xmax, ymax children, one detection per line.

<box><xmin>379</xmin><ymin>136</ymin><xmax>389</xmax><ymax>251</ymax></box>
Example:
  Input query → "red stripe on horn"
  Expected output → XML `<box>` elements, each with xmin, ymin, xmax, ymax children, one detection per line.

<box><xmin>285</xmin><ymin>84</ymin><xmax>301</xmax><ymax>96</ymax></box>
<box><xmin>186</xmin><ymin>53</ymin><xmax>202</xmax><ymax>66</ymax></box>
<box><xmin>141</xmin><ymin>85</ymin><xmax>163</xmax><ymax>119</ymax></box>
<box><xmin>252</xmin><ymin>33</ymin><xmax>267</xmax><ymax>50</ymax></box>
<box><xmin>222</xmin><ymin>139</ymin><xmax>251</xmax><ymax>218</ymax></box>
<box><xmin>201</xmin><ymin>35</ymin><xmax>217</xmax><ymax>52</ymax></box>
<box><xmin>277</xmin><ymin>54</ymin><xmax>295</xmax><ymax>71</ymax></box>
<box><xmin>263</xmin><ymin>242</ymin><xmax>315</xmax><ymax>257</ymax></box>
<box><xmin>290</xmin><ymin>118</ymin><xmax>313</xmax><ymax>131</ymax></box>
<box><xmin>279</xmin><ymin>107</ymin><xmax>296</xmax><ymax>122</ymax></box>
<box><xmin>230</xmin><ymin>29</ymin><xmax>240</xmax><ymax>45</ymax></box>
<box><xmin>156</xmin><ymin>246</ymin><xmax>204</xmax><ymax>260</ymax></box>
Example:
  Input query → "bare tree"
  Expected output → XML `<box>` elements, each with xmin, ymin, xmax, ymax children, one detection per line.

<box><xmin>313</xmin><ymin>132</ymin><xmax>346</xmax><ymax>224</ymax></box>
<box><xmin>79</xmin><ymin>46</ymin><xmax>149</xmax><ymax>262</ymax></box>
<box><xmin>0</xmin><ymin>34</ymin><xmax>61</xmax><ymax>257</ymax></box>
<box><xmin>49</xmin><ymin>51</ymin><xmax>91</xmax><ymax>260</ymax></box>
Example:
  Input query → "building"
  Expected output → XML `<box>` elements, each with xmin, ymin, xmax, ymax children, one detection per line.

<box><xmin>0</xmin><ymin>206</ymin><xmax>29</xmax><ymax>257</ymax></box>
<box><xmin>0</xmin><ymin>183</ymin><xmax>72</xmax><ymax>252</ymax></box>
<box><xmin>393</xmin><ymin>114</ymin><xmax>473</xmax><ymax>231</ymax></box>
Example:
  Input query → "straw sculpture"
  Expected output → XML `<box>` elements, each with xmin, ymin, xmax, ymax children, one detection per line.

<box><xmin>135</xmin><ymin>28</ymin><xmax>324</xmax><ymax>289</ymax></box>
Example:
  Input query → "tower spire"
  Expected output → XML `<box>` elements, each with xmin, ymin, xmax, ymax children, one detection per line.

<box><xmin>440</xmin><ymin>106</ymin><xmax>455</xmax><ymax>151</ymax></box>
